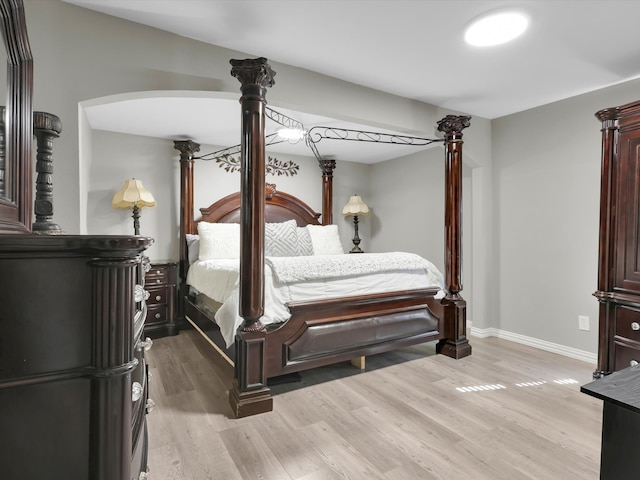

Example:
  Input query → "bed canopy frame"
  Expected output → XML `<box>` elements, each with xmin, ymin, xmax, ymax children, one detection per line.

<box><xmin>176</xmin><ymin>57</ymin><xmax>471</xmax><ymax>417</ymax></box>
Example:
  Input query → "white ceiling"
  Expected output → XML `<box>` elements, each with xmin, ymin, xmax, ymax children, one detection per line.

<box><xmin>65</xmin><ymin>0</ymin><xmax>640</xmax><ymax>163</ymax></box>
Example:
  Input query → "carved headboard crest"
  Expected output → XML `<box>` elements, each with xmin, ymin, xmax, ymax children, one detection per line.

<box><xmin>265</xmin><ymin>183</ymin><xmax>277</xmax><ymax>199</ymax></box>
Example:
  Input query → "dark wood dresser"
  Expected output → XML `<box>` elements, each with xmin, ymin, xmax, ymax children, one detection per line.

<box><xmin>595</xmin><ymin>99</ymin><xmax>640</xmax><ymax>376</ymax></box>
<box><xmin>0</xmin><ymin>234</ymin><xmax>154</xmax><ymax>480</ymax></box>
<box><xmin>144</xmin><ymin>260</ymin><xmax>178</xmax><ymax>338</ymax></box>
<box><xmin>582</xmin><ymin>365</ymin><xmax>640</xmax><ymax>479</ymax></box>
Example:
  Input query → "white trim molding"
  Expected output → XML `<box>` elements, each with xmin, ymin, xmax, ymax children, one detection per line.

<box><xmin>470</xmin><ymin>326</ymin><xmax>597</xmax><ymax>365</ymax></box>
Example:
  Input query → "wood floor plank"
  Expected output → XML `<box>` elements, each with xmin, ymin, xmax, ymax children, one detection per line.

<box><xmin>252</xmin><ymin>412</ymin><xmax>326</xmax><ymax>478</ymax></box>
<box><xmin>145</xmin><ymin>330</ymin><xmax>603</xmax><ymax>479</ymax></box>
<box><xmin>297</xmin><ymin>420</ymin><xmax>388</xmax><ymax>480</ymax></box>
<box><xmin>219</xmin><ymin>422</ymin><xmax>292</xmax><ymax>479</ymax></box>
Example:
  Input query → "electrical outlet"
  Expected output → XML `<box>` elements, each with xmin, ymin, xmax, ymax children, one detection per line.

<box><xmin>578</xmin><ymin>315</ymin><xmax>590</xmax><ymax>331</ymax></box>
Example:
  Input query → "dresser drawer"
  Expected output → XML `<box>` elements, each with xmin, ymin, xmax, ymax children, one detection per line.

<box><xmin>615</xmin><ymin>306</ymin><xmax>640</xmax><ymax>340</ymax></box>
<box><xmin>146</xmin><ymin>286</ymin><xmax>167</xmax><ymax>306</ymax></box>
<box><xmin>614</xmin><ymin>341</ymin><xmax>640</xmax><ymax>371</ymax></box>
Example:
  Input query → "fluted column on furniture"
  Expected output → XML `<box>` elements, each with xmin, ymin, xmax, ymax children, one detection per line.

<box><xmin>89</xmin><ymin>257</ymin><xmax>138</xmax><ymax>480</ymax></box>
<box><xmin>436</xmin><ymin>114</ymin><xmax>472</xmax><ymax>359</ymax></box>
<box><xmin>229</xmin><ymin>56</ymin><xmax>275</xmax><ymax>418</ymax></box>
<box><xmin>230</xmin><ymin>56</ymin><xmax>275</xmax><ymax>331</ymax></box>
<box><xmin>32</xmin><ymin>110</ymin><xmax>62</xmax><ymax>233</ymax></box>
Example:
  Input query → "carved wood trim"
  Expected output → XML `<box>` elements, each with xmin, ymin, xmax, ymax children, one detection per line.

<box><xmin>0</xmin><ymin>0</ymin><xmax>33</xmax><ymax>233</ymax></box>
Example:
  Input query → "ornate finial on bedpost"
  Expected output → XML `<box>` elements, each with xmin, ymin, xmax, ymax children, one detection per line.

<box><xmin>230</xmin><ymin>57</ymin><xmax>276</xmax><ymax>95</ymax></box>
<box><xmin>319</xmin><ymin>158</ymin><xmax>336</xmax><ymax>225</ymax></box>
<box><xmin>319</xmin><ymin>158</ymin><xmax>336</xmax><ymax>175</ymax></box>
<box><xmin>437</xmin><ymin>115</ymin><xmax>471</xmax><ymax>137</ymax></box>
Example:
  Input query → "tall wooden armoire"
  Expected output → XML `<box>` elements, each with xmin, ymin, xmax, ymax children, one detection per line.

<box><xmin>595</xmin><ymin>99</ymin><xmax>640</xmax><ymax>377</ymax></box>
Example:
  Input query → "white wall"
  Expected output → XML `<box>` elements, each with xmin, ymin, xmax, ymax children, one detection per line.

<box><xmin>492</xmin><ymin>77</ymin><xmax>640</xmax><ymax>356</ymax></box>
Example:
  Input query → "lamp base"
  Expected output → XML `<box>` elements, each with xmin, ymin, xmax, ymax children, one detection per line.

<box><xmin>350</xmin><ymin>214</ymin><xmax>364</xmax><ymax>253</ymax></box>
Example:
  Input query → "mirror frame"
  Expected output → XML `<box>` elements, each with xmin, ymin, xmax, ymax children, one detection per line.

<box><xmin>0</xmin><ymin>0</ymin><xmax>32</xmax><ymax>233</ymax></box>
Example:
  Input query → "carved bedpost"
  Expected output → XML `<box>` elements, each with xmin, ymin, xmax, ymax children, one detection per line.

<box><xmin>436</xmin><ymin>114</ymin><xmax>472</xmax><ymax>359</ymax></box>
<box><xmin>229</xmin><ymin>57</ymin><xmax>275</xmax><ymax>418</ymax></box>
<box><xmin>174</xmin><ymin>139</ymin><xmax>200</xmax><ymax>325</ymax></box>
<box><xmin>32</xmin><ymin>111</ymin><xmax>62</xmax><ymax>233</ymax></box>
<box><xmin>319</xmin><ymin>158</ymin><xmax>335</xmax><ymax>225</ymax></box>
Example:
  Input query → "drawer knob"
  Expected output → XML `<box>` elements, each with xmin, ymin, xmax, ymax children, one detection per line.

<box><xmin>138</xmin><ymin>337</ymin><xmax>153</xmax><ymax>351</ymax></box>
<box><xmin>632</xmin><ymin>322</ymin><xmax>640</xmax><ymax>331</ymax></box>
<box><xmin>132</xmin><ymin>381</ymin><xmax>143</xmax><ymax>402</ymax></box>
<box><xmin>155</xmin><ymin>312</ymin><xmax>161</xmax><ymax>319</ymax></box>
<box><xmin>155</xmin><ymin>295</ymin><xmax>162</xmax><ymax>301</ymax></box>
<box><xmin>146</xmin><ymin>398</ymin><xmax>155</xmax><ymax>413</ymax></box>
<box><xmin>631</xmin><ymin>360</ymin><xmax>639</xmax><ymax>367</ymax></box>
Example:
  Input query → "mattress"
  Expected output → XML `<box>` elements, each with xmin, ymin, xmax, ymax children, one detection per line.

<box><xmin>187</xmin><ymin>252</ymin><xmax>445</xmax><ymax>347</ymax></box>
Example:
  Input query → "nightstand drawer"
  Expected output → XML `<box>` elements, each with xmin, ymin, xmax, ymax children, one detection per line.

<box><xmin>146</xmin><ymin>286</ymin><xmax>167</xmax><ymax>306</ymax></box>
<box><xmin>144</xmin><ymin>261</ymin><xmax>178</xmax><ymax>338</ymax></box>
<box><xmin>615</xmin><ymin>306</ymin><xmax>640</xmax><ymax>341</ymax></box>
<box><xmin>147</xmin><ymin>304</ymin><xmax>168</xmax><ymax>326</ymax></box>
<box><xmin>146</xmin><ymin>267</ymin><xmax>168</xmax><ymax>286</ymax></box>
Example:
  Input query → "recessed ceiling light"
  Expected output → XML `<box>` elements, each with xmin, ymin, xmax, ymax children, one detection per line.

<box><xmin>464</xmin><ymin>11</ymin><xmax>529</xmax><ymax>47</ymax></box>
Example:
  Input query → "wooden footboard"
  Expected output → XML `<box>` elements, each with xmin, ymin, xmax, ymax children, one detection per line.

<box><xmin>265</xmin><ymin>288</ymin><xmax>443</xmax><ymax>377</ymax></box>
<box><xmin>230</xmin><ymin>288</ymin><xmax>445</xmax><ymax>417</ymax></box>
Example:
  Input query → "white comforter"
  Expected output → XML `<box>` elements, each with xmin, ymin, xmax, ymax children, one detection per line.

<box><xmin>187</xmin><ymin>252</ymin><xmax>445</xmax><ymax>347</ymax></box>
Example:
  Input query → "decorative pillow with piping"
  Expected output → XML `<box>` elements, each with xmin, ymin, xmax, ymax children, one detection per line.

<box><xmin>306</xmin><ymin>224</ymin><xmax>345</xmax><ymax>255</ymax></box>
<box><xmin>265</xmin><ymin>220</ymin><xmax>298</xmax><ymax>257</ymax></box>
<box><xmin>296</xmin><ymin>226</ymin><xmax>314</xmax><ymax>256</ymax></box>
<box><xmin>197</xmin><ymin>222</ymin><xmax>240</xmax><ymax>260</ymax></box>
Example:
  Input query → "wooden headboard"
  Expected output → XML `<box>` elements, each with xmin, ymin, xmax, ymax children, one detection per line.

<box><xmin>197</xmin><ymin>183</ymin><xmax>321</xmax><ymax>227</ymax></box>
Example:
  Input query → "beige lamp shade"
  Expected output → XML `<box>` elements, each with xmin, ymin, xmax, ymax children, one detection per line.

<box><xmin>112</xmin><ymin>179</ymin><xmax>156</xmax><ymax>209</ymax></box>
<box><xmin>342</xmin><ymin>195</ymin><xmax>370</xmax><ymax>217</ymax></box>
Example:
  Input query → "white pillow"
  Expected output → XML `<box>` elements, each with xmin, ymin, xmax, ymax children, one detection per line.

<box><xmin>296</xmin><ymin>226</ymin><xmax>314</xmax><ymax>256</ymax></box>
<box><xmin>197</xmin><ymin>222</ymin><xmax>240</xmax><ymax>260</ymax></box>
<box><xmin>265</xmin><ymin>220</ymin><xmax>298</xmax><ymax>257</ymax></box>
<box><xmin>185</xmin><ymin>233</ymin><xmax>200</xmax><ymax>264</ymax></box>
<box><xmin>306</xmin><ymin>224</ymin><xmax>344</xmax><ymax>255</ymax></box>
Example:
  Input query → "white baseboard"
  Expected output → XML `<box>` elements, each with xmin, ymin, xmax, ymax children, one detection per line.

<box><xmin>469</xmin><ymin>325</ymin><xmax>597</xmax><ymax>365</ymax></box>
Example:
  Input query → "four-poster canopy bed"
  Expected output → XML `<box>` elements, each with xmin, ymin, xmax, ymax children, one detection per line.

<box><xmin>175</xmin><ymin>57</ymin><xmax>472</xmax><ymax>418</ymax></box>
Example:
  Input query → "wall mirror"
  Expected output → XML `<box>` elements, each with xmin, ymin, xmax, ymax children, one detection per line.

<box><xmin>0</xmin><ymin>0</ymin><xmax>32</xmax><ymax>233</ymax></box>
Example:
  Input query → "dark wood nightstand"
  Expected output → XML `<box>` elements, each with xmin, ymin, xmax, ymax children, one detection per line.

<box><xmin>145</xmin><ymin>260</ymin><xmax>178</xmax><ymax>338</ymax></box>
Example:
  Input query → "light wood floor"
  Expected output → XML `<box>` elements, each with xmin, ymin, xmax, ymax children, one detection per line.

<box><xmin>145</xmin><ymin>330</ymin><xmax>603</xmax><ymax>479</ymax></box>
